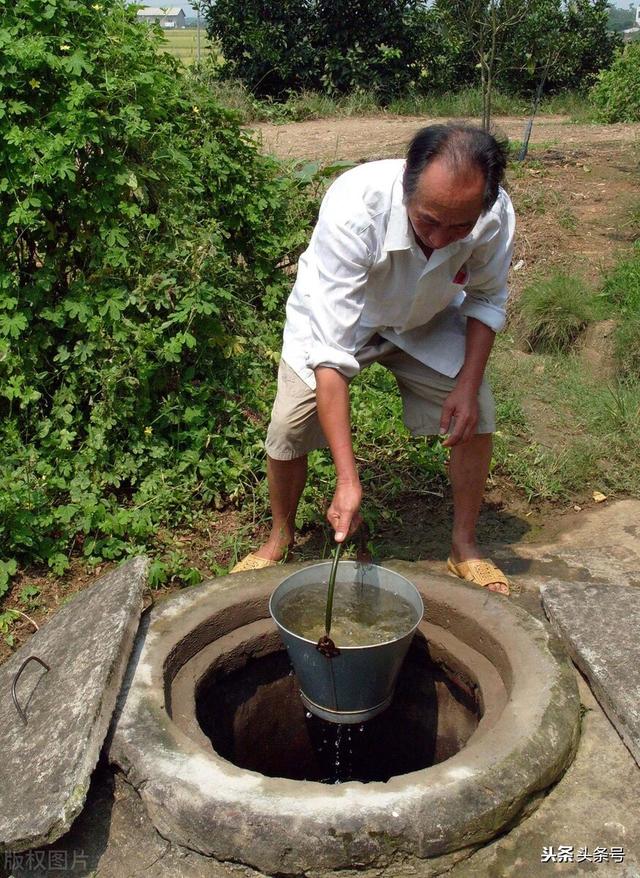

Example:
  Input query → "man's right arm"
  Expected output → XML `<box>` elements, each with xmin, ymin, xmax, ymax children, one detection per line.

<box><xmin>315</xmin><ymin>366</ymin><xmax>362</xmax><ymax>542</ymax></box>
<box><xmin>304</xmin><ymin>194</ymin><xmax>375</xmax><ymax>542</ymax></box>
<box><xmin>305</xmin><ymin>209</ymin><xmax>374</xmax><ymax>380</ymax></box>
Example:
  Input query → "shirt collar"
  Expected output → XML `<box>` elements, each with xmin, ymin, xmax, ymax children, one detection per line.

<box><xmin>382</xmin><ymin>165</ymin><xmax>413</xmax><ymax>253</ymax></box>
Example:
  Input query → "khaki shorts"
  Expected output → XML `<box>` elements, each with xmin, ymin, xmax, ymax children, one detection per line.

<box><xmin>265</xmin><ymin>337</ymin><xmax>496</xmax><ymax>460</ymax></box>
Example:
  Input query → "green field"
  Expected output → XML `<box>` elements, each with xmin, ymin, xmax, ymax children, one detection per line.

<box><xmin>161</xmin><ymin>29</ymin><xmax>211</xmax><ymax>64</ymax></box>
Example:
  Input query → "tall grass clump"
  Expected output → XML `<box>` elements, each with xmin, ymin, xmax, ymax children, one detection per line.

<box><xmin>538</xmin><ymin>90</ymin><xmax>597</xmax><ymax>122</ymax></box>
<box><xmin>387</xmin><ymin>87</ymin><xmax>528</xmax><ymax>118</ymax></box>
<box><xmin>490</xmin><ymin>336</ymin><xmax>640</xmax><ymax>501</ymax></box>
<box><xmin>602</xmin><ymin>243</ymin><xmax>640</xmax><ymax>377</ymax></box>
<box><xmin>515</xmin><ymin>273</ymin><xmax>597</xmax><ymax>353</ymax></box>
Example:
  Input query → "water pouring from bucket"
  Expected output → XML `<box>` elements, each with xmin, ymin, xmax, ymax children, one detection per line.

<box><xmin>269</xmin><ymin>556</ymin><xmax>424</xmax><ymax>724</ymax></box>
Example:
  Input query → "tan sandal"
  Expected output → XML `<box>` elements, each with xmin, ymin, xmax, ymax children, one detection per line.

<box><xmin>229</xmin><ymin>552</ymin><xmax>280</xmax><ymax>574</ymax></box>
<box><xmin>446</xmin><ymin>557</ymin><xmax>510</xmax><ymax>596</ymax></box>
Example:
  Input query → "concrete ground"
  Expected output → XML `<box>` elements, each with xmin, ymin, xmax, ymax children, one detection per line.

<box><xmin>3</xmin><ymin>500</ymin><xmax>639</xmax><ymax>878</ymax></box>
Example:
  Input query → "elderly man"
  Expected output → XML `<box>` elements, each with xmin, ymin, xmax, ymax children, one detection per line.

<box><xmin>233</xmin><ymin>123</ymin><xmax>515</xmax><ymax>594</ymax></box>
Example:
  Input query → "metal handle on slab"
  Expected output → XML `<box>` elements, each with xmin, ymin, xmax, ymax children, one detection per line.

<box><xmin>12</xmin><ymin>655</ymin><xmax>50</xmax><ymax>725</ymax></box>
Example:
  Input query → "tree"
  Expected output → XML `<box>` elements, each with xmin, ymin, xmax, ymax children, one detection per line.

<box><xmin>435</xmin><ymin>0</ymin><xmax>620</xmax><ymax>129</ymax></box>
<box><xmin>313</xmin><ymin>0</ymin><xmax>426</xmax><ymax>97</ymax></box>
<box><xmin>205</xmin><ymin>0</ymin><xmax>433</xmax><ymax>99</ymax></box>
<box><xmin>496</xmin><ymin>0</ymin><xmax>620</xmax><ymax>94</ymax></box>
<box><xmin>607</xmin><ymin>4</ymin><xmax>637</xmax><ymax>31</ymax></box>
<box><xmin>204</xmin><ymin>0</ymin><xmax>319</xmax><ymax>97</ymax></box>
<box><xmin>436</xmin><ymin>0</ymin><xmax>531</xmax><ymax>130</ymax></box>
<box><xmin>207</xmin><ymin>0</ymin><xmax>619</xmax><ymax>104</ymax></box>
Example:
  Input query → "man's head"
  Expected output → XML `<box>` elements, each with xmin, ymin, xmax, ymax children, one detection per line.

<box><xmin>403</xmin><ymin>124</ymin><xmax>508</xmax><ymax>251</ymax></box>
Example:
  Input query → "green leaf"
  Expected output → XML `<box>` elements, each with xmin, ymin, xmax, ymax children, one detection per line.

<box><xmin>64</xmin><ymin>300</ymin><xmax>92</xmax><ymax>322</ymax></box>
<box><xmin>0</xmin><ymin>312</ymin><xmax>27</xmax><ymax>338</ymax></box>
<box><xmin>0</xmin><ymin>559</ymin><xmax>18</xmax><ymax>598</ymax></box>
<box><xmin>61</xmin><ymin>50</ymin><xmax>94</xmax><ymax>77</ymax></box>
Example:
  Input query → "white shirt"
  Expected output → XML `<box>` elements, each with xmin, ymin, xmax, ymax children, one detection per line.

<box><xmin>282</xmin><ymin>159</ymin><xmax>515</xmax><ymax>389</ymax></box>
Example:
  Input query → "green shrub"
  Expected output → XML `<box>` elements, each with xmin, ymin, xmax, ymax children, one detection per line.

<box><xmin>204</xmin><ymin>0</ymin><xmax>444</xmax><ymax>99</ymax></box>
<box><xmin>591</xmin><ymin>42</ymin><xmax>640</xmax><ymax>123</ymax></box>
<box><xmin>0</xmin><ymin>0</ymin><xmax>313</xmax><ymax>576</ymax></box>
<box><xmin>515</xmin><ymin>273</ymin><xmax>597</xmax><ymax>353</ymax></box>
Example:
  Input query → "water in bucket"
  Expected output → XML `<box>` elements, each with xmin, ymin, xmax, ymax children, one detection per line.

<box><xmin>277</xmin><ymin>580</ymin><xmax>418</xmax><ymax>647</ymax></box>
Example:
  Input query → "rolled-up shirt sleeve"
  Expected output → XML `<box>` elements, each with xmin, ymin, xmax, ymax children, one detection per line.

<box><xmin>459</xmin><ymin>190</ymin><xmax>516</xmax><ymax>332</ymax></box>
<box><xmin>305</xmin><ymin>212</ymin><xmax>375</xmax><ymax>378</ymax></box>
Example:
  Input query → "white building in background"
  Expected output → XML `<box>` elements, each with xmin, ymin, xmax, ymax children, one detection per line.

<box><xmin>136</xmin><ymin>7</ymin><xmax>186</xmax><ymax>28</ymax></box>
<box><xmin>620</xmin><ymin>4</ymin><xmax>640</xmax><ymax>41</ymax></box>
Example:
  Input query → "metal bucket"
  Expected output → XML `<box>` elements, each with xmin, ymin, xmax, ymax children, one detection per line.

<box><xmin>269</xmin><ymin>561</ymin><xmax>424</xmax><ymax>724</ymax></box>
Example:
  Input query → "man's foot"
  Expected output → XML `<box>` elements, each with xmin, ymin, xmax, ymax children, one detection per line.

<box><xmin>446</xmin><ymin>556</ymin><xmax>510</xmax><ymax>596</ymax></box>
<box><xmin>229</xmin><ymin>552</ymin><xmax>280</xmax><ymax>574</ymax></box>
<box><xmin>229</xmin><ymin>534</ymin><xmax>294</xmax><ymax>574</ymax></box>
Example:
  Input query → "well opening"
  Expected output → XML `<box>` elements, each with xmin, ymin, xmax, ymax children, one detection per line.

<box><xmin>110</xmin><ymin>564</ymin><xmax>581</xmax><ymax>875</ymax></box>
<box><xmin>195</xmin><ymin>633</ymin><xmax>480</xmax><ymax>783</ymax></box>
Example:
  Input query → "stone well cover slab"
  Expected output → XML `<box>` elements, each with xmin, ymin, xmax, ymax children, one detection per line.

<box><xmin>542</xmin><ymin>580</ymin><xmax>640</xmax><ymax>767</ymax></box>
<box><xmin>0</xmin><ymin>556</ymin><xmax>147</xmax><ymax>852</ymax></box>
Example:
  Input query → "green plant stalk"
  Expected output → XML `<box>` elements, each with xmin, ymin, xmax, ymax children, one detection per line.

<box><xmin>324</xmin><ymin>540</ymin><xmax>343</xmax><ymax>635</ymax></box>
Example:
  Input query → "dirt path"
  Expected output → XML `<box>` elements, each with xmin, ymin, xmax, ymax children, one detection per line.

<box><xmin>252</xmin><ymin>114</ymin><xmax>639</xmax><ymax>163</ymax></box>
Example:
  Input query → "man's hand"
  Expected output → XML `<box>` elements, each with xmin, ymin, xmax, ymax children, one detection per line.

<box><xmin>439</xmin><ymin>383</ymin><xmax>479</xmax><ymax>447</ymax></box>
<box><xmin>327</xmin><ymin>479</ymin><xmax>363</xmax><ymax>542</ymax></box>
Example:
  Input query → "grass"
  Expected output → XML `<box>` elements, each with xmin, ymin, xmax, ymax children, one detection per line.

<box><xmin>495</xmin><ymin>233</ymin><xmax>640</xmax><ymax>501</ymax></box>
<box><xmin>601</xmin><ymin>243</ymin><xmax>640</xmax><ymax>377</ymax></box>
<box><xmin>204</xmin><ymin>79</ymin><xmax>597</xmax><ymax>125</ymax></box>
<box><xmin>204</xmin><ymin>78</ymin><xmax>264</xmax><ymax>117</ymax></box>
<box><xmin>537</xmin><ymin>90</ymin><xmax>599</xmax><ymax>122</ymax></box>
<box><xmin>490</xmin><ymin>338</ymin><xmax>640</xmax><ymax>501</ymax></box>
<box><xmin>160</xmin><ymin>29</ymin><xmax>213</xmax><ymax>65</ymax></box>
<box><xmin>264</xmin><ymin>90</ymin><xmax>382</xmax><ymax>122</ymax></box>
<box><xmin>516</xmin><ymin>190</ymin><xmax>548</xmax><ymax>215</ymax></box>
<box><xmin>515</xmin><ymin>272</ymin><xmax>600</xmax><ymax>353</ymax></box>
<box><xmin>557</xmin><ymin>207</ymin><xmax>578</xmax><ymax>231</ymax></box>
<box><xmin>386</xmin><ymin>87</ymin><xmax>530</xmax><ymax>118</ymax></box>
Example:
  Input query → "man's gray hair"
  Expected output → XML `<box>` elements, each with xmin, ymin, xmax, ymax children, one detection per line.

<box><xmin>403</xmin><ymin>124</ymin><xmax>509</xmax><ymax>213</ymax></box>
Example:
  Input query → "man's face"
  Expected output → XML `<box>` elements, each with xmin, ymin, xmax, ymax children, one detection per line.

<box><xmin>406</xmin><ymin>157</ymin><xmax>486</xmax><ymax>253</ymax></box>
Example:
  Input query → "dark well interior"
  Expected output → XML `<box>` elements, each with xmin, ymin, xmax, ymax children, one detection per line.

<box><xmin>195</xmin><ymin>633</ymin><xmax>480</xmax><ymax>783</ymax></box>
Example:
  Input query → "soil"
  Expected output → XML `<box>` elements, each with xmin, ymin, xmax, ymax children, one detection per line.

<box><xmin>253</xmin><ymin>114</ymin><xmax>640</xmax><ymax>163</ymax></box>
<box><xmin>2</xmin><ymin>113</ymin><xmax>639</xmax><ymax>665</ymax></box>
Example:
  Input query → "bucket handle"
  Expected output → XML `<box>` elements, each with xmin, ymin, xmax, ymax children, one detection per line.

<box><xmin>316</xmin><ymin>541</ymin><xmax>343</xmax><ymax>658</ymax></box>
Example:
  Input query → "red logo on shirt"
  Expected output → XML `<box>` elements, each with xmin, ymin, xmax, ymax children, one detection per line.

<box><xmin>453</xmin><ymin>267</ymin><xmax>468</xmax><ymax>285</ymax></box>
